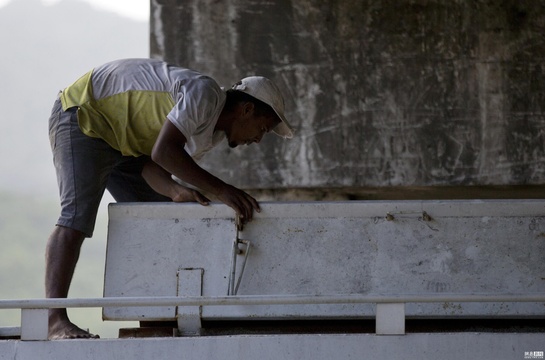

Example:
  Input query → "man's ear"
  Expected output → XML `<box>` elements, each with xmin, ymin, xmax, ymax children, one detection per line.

<box><xmin>242</xmin><ymin>101</ymin><xmax>255</xmax><ymax>116</ymax></box>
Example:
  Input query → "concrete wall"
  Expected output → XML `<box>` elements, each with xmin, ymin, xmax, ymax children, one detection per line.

<box><xmin>150</xmin><ymin>0</ymin><xmax>545</xmax><ymax>192</ymax></box>
<box><xmin>2</xmin><ymin>334</ymin><xmax>545</xmax><ymax>360</ymax></box>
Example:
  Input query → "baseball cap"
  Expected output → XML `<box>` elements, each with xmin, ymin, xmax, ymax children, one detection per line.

<box><xmin>232</xmin><ymin>76</ymin><xmax>294</xmax><ymax>139</ymax></box>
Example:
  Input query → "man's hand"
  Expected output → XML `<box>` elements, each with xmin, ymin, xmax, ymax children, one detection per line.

<box><xmin>142</xmin><ymin>160</ymin><xmax>210</xmax><ymax>205</ymax></box>
<box><xmin>216</xmin><ymin>184</ymin><xmax>261</xmax><ymax>223</ymax></box>
<box><xmin>152</xmin><ymin>120</ymin><xmax>260</xmax><ymax>221</ymax></box>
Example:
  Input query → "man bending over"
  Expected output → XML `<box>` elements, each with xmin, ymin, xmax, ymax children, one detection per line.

<box><xmin>46</xmin><ymin>58</ymin><xmax>293</xmax><ymax>339</ymax></box>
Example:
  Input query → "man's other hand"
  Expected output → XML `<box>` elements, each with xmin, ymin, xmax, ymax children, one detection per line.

<box><xmin>171</xmin><ymin>185</ymin><xmax>211</xmax><ymax>206</ymax></box>
<box><xmin>216</xmin><ymin>184</ymin><xmax>261</xmax><ymax>223</ymax></box>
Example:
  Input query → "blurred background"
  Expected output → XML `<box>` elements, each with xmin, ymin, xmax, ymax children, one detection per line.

<box><xmin>0</xmin><ymin>0</ymin><xmax>149</xmax><ymax>338</ymax></box>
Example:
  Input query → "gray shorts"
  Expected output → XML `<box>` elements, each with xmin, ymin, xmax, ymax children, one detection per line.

<box><xmin>48</xmin><ymin>98</ymin><xmax>170</xmax><ymax>237</ymax></box>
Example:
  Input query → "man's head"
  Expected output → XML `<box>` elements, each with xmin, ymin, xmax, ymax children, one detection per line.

<box><xmin>221</xmin><ymin>76</ymin><xmax>294</xmax><ymax>148</ymax></box>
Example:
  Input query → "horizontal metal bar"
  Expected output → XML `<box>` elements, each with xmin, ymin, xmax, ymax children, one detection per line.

<box><xmin>0</xmin><ymin>293</ymin><xmax>544</xmax><ymax>310</ymax></box>
<box><xmin>109</xmin><ymin>200</ymin><xmax>545</xmax><ymax>221</ymax></box>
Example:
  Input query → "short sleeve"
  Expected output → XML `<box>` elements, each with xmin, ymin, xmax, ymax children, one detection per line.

<box><xmin>166</xmin><ymin>76</ymin><xmax>226</xmax><ymax>158</ymax></box>
<box><xmin>167</xmin><ymin>77</ymin><xmax>222</xmax><ymax>140</ymax></box>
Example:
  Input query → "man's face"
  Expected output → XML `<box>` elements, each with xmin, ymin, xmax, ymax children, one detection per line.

<box><xmin>227</xmin><ymin>103</ymin><xmax>281</xmax><ymax>148</ymax></box>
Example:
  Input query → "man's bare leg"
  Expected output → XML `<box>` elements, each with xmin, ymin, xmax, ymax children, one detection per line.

<box><xmin>46</xmin><ymin>226</ymin><xmax>99</xmax><ymax>339</ymax></box>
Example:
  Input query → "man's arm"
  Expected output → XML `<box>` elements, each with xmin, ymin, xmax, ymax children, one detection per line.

<box><xmin>151</xmin><ymin>120</ymin><xmax>260</xmax><ymax>222</ymax></box>
<box><xmin>142</xmin><ymin>160</ymin><xmax>211</xmax><ymax>204</ymax></box>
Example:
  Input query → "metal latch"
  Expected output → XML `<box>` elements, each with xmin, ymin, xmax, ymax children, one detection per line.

<box><xmin>228</xmin><ymin>214</ymin><xmax>251</xmax><ymax>295</ymax></box>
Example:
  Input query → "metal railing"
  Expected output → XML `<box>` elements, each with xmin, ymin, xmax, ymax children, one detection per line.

<box><xmin>1</xmin><ymin>293</ymin><xmax>544</xmax><ymax>340</ymax></box>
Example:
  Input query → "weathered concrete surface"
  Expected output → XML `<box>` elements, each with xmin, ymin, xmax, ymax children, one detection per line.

<box><xmin>103</xmin><ymin>201</ymin><xmax>545</xmax><ymax>321</ymax></box>
<box><xmin>151</xmin><ymin>0</ymin><xmax>545</xmax><ymax>190</ymax></box>
<box><xmin>2</xmin><ymin>333</ymin><xmax>544</xmax><ymax>360</ymax></box>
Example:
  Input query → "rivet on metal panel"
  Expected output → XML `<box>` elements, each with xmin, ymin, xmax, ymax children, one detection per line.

<box><xmin>386</xmin><ymin>213</ymin><xmax>395</xmax><ymax>221</ymax></box>
<box><xmin>422</xmin><ymin>211</ymin><xmax>432</xmax><ymax>221</ymax></box>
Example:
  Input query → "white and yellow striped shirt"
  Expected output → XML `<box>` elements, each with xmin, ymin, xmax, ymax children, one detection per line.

<box><xmin>60</xmin><ymin>58</ymin><xmax>226</xmax><ymax>160</ymax></box>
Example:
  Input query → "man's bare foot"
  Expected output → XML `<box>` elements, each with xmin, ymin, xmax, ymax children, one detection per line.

<box><xmin>48</xmin><ymin>319</ymin><xmax>99</xmax><ymax>340</ymax></box>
